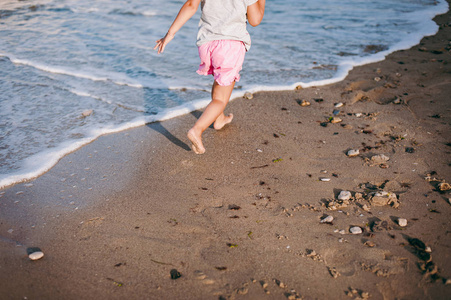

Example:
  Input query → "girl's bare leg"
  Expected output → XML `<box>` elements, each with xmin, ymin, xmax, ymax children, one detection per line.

<box><xmin>187</xmin><ymin>80</ymin><xmax>235</xmax><ymax>154</ymax></box>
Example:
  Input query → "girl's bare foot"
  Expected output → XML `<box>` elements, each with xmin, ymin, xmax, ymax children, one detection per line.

<box><xmin>213</xmin><ymin>113</ymin><xmax>233</xmax><ymax>130</ymax></box>
<box><xmin>187</xmin><ymin>128</ymin><xmax>205</xmax><ymax>154</ymax></box>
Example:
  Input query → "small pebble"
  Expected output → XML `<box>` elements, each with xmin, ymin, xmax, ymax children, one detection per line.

<box><xmin>29</xmin><ymin>251</ymin><xmax>44</xmax><ymax>261</ymax></box>
<box><xmin>330</xmin><ymin>117</ymin><xmax>342</xmax><ymax>123</ymax></box>
<box><xmin>321</xmin><ymin>215</ymin><xmax>334</xmax><ymax>223</ymax></box>
<box><xmin>320</xmin><ymin>178</ymin><xmax>331</xmax><ymax>182</ymax></box>
<box><xmin>300</xmin><ymin>99</ymin><xmax>311</xmax><ymax>106</ymax></box>
<box><xmin>393</xmin><ymin>98</ymin><xmax>402</xmax><ymax>104</ymax></box>
<box><xmin>374</xmin><ymin>77</ymin><xmax>381</xmax><ymax>82</ymax></box>
<box><xmin>81</xmin><ymin>109</ymin><xmax>93</xmax><ymax>117</ymax></box>
<box><xmin>350</xmin><ymin>227</ymin><xmax>363</xmax><ymax>234</ymax></box>
<box><xmin>355</xmin><ymin>113</ymin><xmax>363</xmax><ymax>117</ymax></box>
<box><xmin>334</xmin><ymin>102</ymin><xmax>344</xmax><ymax>108</ymax></box>
<box><xmin>243</xmin><ymin>92</ymin><xmax>253</xmax><ymax>100</ymax></box>
<box><xmin>425</xmin><ymin>246</ymin><xmax>432</xmax><ymax>253</ymax></box>
<box><xmin>397</xmin><ymin>218</ymin><xmax>408</xmax><ymax>227</ymax></box>
<box><xmin>364</xmin><ymin>241</ymin><xmax>376</xmax><ymax>247</ymax></box>
<box><xmin>347</xmin><ymin>149</ymin><xmax>360</xmax><ymax>157</ymax></box>
<box><xmin>338</xmin><ymin>190</ymin><xmax>352</xmax><ymax>201</ymax></box>
<box><xmin>339</xmin><ymin>230</ymin><xmax>346</xmax><ymax>235</ymax></box>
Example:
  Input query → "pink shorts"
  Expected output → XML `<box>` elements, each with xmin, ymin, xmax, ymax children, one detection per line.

<box><xmin>196</xmin><ymin>40</ymin><xmax>246</xmax><ymax>86</ymax></box>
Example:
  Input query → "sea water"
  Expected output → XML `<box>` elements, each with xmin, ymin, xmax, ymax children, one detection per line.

<box><xmin>0</xmin><ymin>0</ymin><xmax>448</xmax><ymax>188</ymax></box>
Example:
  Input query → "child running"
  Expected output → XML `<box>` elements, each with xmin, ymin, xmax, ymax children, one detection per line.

<box><xmin>154</xmin><ymin>0</ymin><xmax>265</xmax><ymax>154</ymax></box>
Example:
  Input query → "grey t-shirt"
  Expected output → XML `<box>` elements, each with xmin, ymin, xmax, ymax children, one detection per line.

<box><xmin>196</xmin><ymin>0</ymin><xmax>258</xmax><ymax>51</ymax></box>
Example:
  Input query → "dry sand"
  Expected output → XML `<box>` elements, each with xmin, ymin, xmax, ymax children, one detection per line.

<box><xmin>1</xmin><ymin>6</ymin><xmax>450</xmax><ymax>300</ymax></box>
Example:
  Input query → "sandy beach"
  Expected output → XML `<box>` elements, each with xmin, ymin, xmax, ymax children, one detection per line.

<box><xmin>1</xmin><ymin>4</ymin><xmax>450</xmax><ymax>300</ymax></box>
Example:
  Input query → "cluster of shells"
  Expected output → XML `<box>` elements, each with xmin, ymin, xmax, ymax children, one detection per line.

<box><xmin>322</xmin><ymin>189</ymin><xmax>400</xmax><ymax>211</ymax></box>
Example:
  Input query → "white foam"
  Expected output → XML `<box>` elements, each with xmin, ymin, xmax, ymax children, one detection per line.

<box><xmin>67</xmin><ymin>88</ymin><xmax>145</xmax><ymax>112</ymax></box>
<box><xmin>0</xmin><ymin>53</ymin><xmax>144</xmax><ymax>88</ymax></box>
<box><xmin>142</xmin><ymin>10</ymin><xmax>157</xmax><ymax>17</ymax></box>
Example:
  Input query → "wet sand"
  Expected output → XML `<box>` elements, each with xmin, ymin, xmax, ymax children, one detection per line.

<box><xmin>1</xmin><ymin>5</ymin><xmax>450</xmax><ymax>300</ymax></box>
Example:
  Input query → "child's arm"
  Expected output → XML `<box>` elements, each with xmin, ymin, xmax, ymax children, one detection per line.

<box><xmin>247</xmin><ymin>0</ymin><xmax>265</xmax><ymax>27</ymax></box>
<box><xmin>154</xmin><ymin>0</ymin><xmax>201</xmax><ymax>54</ymax></box>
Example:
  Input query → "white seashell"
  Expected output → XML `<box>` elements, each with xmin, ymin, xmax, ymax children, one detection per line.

<box><xmin>321</xmin><ymin>215</ymin><xmax>334</xmax><ymax>223</ymax></box>
<box><xmin>29</xmin><ymin>251</ymin><xmax>44</xmax><ymax>261</ymax></box>
<box><xmin>350</xmin><ymin>227</ymin><xmax>362</xmax><ymax>234</ymax></box>
<box><xmin>338</xmin><ymin>191</ymin><xmax>352</xmax><ymax>201</ymax></box>
<box><xmin>347</xmin><ymin>149</ymin><xmax>360</xmax><ymax>157</ymax></box>
<box><xmin>371</xmin><ymin>154</ymin><xmax>390</xmax><ymax>164</ymax></box>
<box><xmin>397</xmin><ymin>218</ymin><xmax>408</xmax><ymax>227</ymax></box>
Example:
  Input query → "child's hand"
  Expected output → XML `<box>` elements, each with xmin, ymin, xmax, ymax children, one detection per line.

<box><xmin>154</xmin><ymin>32</ymin><xmax>175</xmax><ymax>54</ymax></box>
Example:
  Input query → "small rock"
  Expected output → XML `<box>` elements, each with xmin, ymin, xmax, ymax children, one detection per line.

<box><xmin>405</xmin><ymin>147</ymin><xmax>415</xmax><ymax>153</ymax></box>
<box><xmin>364</xmin><ymin>241</ymin><xmax>376</xmax><ymax>247</ymax></box>
<box><xmin>320</xmin><ymin>215</ymin><xmax>334</xmax><ymax>223</ymax></box>
<box><xmin>347</xmin><ymin>149</ymin><xmax>360</xmax><ymax>157</ymax></box>
<box><xmin>170</xmin><ymin>269</ymin><xmax>182</xmax><ymax>280</ymax></box>
<box><xmin>334</xmin><ymin>102</ymin><xmax>344</xmax><ymax>108</ymax></box>
<box><xmin>300</xmin><ymin>99</ymin><xmax>310</xmax><ymax>106</ymax></box>
<box><xmin>328</xmin><ymin>267</ymin><xmax>340</xmax><ymax>278</ymax></box>
<box><xmin>361</xmin><ymin>204</ymin><xmax>370</xmax><ymax>212</ymax></box>
<box><xmin>438</xmin><ymin>182</ymin><xmax>451</xmax><ymax>191</ymax></box>
<box><xmin>29</xmin><ymin>251</ymin><xmax>44</xmax><ymax>261</ymax></box>
<box><xmin>320</xmin><ymin>178</ymin><xmax>331</xmax><ymax>182</ymax></box>
<box><xmin>274</xmin><ymin>279</ymin><xmax>287</xmax><ymax>288</ymax></box>
<box><xmin>397</xmin><ymin>218</ymin><xmax>408</xmax><ymax>227</ymax></box>
<box><xmin>425</xmin><ymin>246</ymin><xmax>432</xmax><ymax>253</ymax></box>
<box><xmin>445</xmin><ymin>278</ymin><xmax>451</xmax><ymax>285</ymax></box>
<box><xmin>338</xmin><ymin>191</ymin><xmax>352</xmax><ymax>201</ymax></box>
<box><xmin>81</xmin><ymin>109</ymin><xmax>93</xmax><ymax>117</ymax></box>
<box><xmin>330</xmin><ymin>117</ymin><xmax>342</xmax><ymax>123</ymax></box>
<box><xmin>371</xmin><ymin>154</ymin><xmax>390</xmax><ymax>164</ymax></box>
<box><xmin>350</xmin><ymin>227</ymin><xmax>363</xmax><ymax>234</ymax></box>
<box><xmin>374</xmin><ymin>77</ymin><xmax>381</xmax><ymax>82</ymax></box>
<box><xmin>261</xmin><ymin>281</ymin><xmax>268</xmax><ymax>289</ymax></box>
<box><xmin>339</xmin><ymin>230</ymin><xmax>346</xmax><ymax>235</ymax></box>
<box><xmin>355</xmin><ymin>113</ymin><xmax>363</xmax><ymax>117</ymax></box>
<box><xmin>393</xmin><ymin>98</ymin><xmax>402</xmax><ymax>104</ymax></box>
<box><xmin>244</xmin><ymin>92</ymin><xmax>253</xmax><ymax>100</ymax></box>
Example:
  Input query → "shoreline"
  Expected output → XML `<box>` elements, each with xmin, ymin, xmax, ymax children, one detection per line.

<box><xmin>1</xmin><ymin>2</ymin><xmax>450</xmax><ymax>299</ymax></box>
<box><xmin>0</xmin><ymin>0</ymin><xmax>448</xmax><ymax>190</ymax></box>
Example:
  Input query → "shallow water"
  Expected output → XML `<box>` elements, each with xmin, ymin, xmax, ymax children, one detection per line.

<box><xmin>0</xmin><ymin>0</ymin><xmax>448</xmax><ymax>188</ymax></box>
